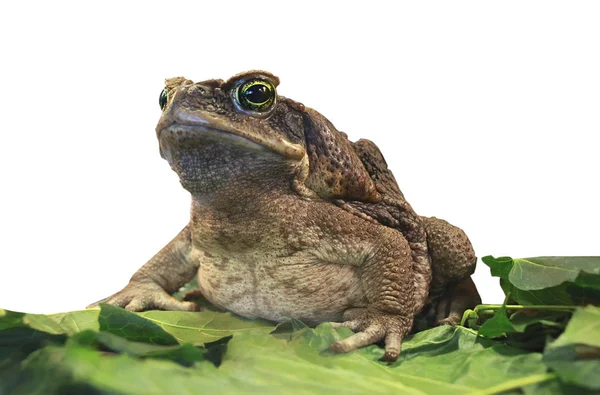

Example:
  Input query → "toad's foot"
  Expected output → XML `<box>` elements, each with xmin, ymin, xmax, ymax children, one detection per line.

<box><xmin>182</xmin><ymin>288</ymin><xmax>206</xmax><ymax>301</ymax></box>
<box><xmin>329</xmin><ymin>308</ymin><xmax>411</xmax><ymax>362</ymax></box>
<box><xmin>87</xmin><ymin>281</ymin><xmax>199</xmax><ymax>312</ymax></box>
<box><xmin>435</xmin><ymin>277</ymin><xmax>481</xmax><ymax>326</ymax></box>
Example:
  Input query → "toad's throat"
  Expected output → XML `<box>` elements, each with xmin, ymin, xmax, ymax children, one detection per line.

<box><xmin>159</xmin><ymin>123</ymin><xmax>306</xmax><ymax>160</ymax></box>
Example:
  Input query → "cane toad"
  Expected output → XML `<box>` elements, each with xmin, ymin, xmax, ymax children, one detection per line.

<box><xmin>90</xmin><ymin>71</ymin><xmax>480</xmax><ymax>362</ymax></box>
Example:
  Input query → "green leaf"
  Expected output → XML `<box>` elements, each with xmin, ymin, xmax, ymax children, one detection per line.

<box><xmin>4</xmin><ymin>304</ymin><xmax>275</xmax><ymax>347</ymax></box>
<box><xmin>482</xmin><ymin>256</ymin><xmax>600</xmax><ymax>305</ymax></box>
<box><xmin>23</xmin><ymin>309</ymin><xmax>100</xmax><ymax>335</ymax></box>
<box><xmin>485</xmin><ymin>256</ymin><xmax>514</xmax><ymax>278</ymax></box>
<box><xmin>483</xmin><ymin>256</ymin><xmax>600</xmax><ymax>291</ymax></box>
<box><xmin>471</xmin><ymin>302</ymin><xmax>569</xmax><ymax>342</ymax></box>
<box><xmin>478</xmin><ymin>304</ymin><xmax>517</xmax><ymax>337</ymax></box>
<box><xmin>135</xmin><ymin>309</ymin><xmax>276</xmax><ymax>346</ymax></box>
<box><xmin>8</xmin><ymin>325</ymin><xmax>555</xmax><ymax>395</ymax></box>
<box><xmin>0</xmin><ymin>327</ymin><xmax>66</xmax><ymax>352</ymax></box>
<box><xmin>17</xmin><ymin>344</ymin><xmax>230</xmax><ymax>395</ymax></box>
<box><xmin>523</xmin><ymin>377</ymin><xmax>600</xmax><ymax>395</ymax></box>
<box><xmin>0</xmin><ymin>327</ymin><xmax>68</xmax><ymax>395</ymax></box>
<box><xmin>511</xmin><ymin>257</ymin><xmax>600</xmax><ymax>290</ymax></box>
<box><xmin>543</xmin><ymin>306</ymin><xmax>600</xmax><ymax>390</ymax></box>
<box><xmin>0</xmin><ymin>309</ymin><xmax>25</xmax><ymax>329</ymax></box>
<box><xmin>460</xmin><ymin>308</ymin><xmax>479</xmax><ymax>328</ymax></box>
<box><xmin>500</xmin><ymin>278</ymin><xmax>575</xmax><ymax>305</ymax></box>
<box><xmin>567</xmin><ymin>273</ymin><xmax>600</xmax><ymax>305</ymax></box>
<box><xmin>69</xmin><ymin>330</ymin><xmax>206</xmax><ymax>366</ymax></box>
<box><xmin>218</xmin><ymin>324</ymin><xmax>552</xmax><ymax>394</ymax></box>
<box><xmin>99</xmin><ymin>304</ymin><xmax>178</xmax><ymax>346</ymax></box>
<box><xmin>546</xmin><ymin>305</ymin><xmax>600</xmax><ymax>349</ymax></box>
<box><xmin>509</xmin><ymin>311</ymin><xmax>568</xmax><ymax>332</ymax></box>
<box><xmin>573</xmin><ymin>270</ymin><xmax>600</xmax><ymax>290</ymax></box>
<box><xmin>291</xmin><ymin>317</ymin><xmax>309</xmax><ymax>331</ymax></box>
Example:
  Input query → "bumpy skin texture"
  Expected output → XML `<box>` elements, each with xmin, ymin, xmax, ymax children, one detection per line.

<box><xmin>348</xmin><ymin>140</ymin><xmax>481</xmax><ymax>325</ymax></box>
<box><xmin>90</xmin><ymin>71</ymin><xmax>480</xmax><ymax>362</ymax></box>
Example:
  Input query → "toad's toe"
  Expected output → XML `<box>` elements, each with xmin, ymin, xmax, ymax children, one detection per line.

<box><xmin>329</xmin><ymin>309</ymin><xmax>411</xmax><ymax>362</ymax></box>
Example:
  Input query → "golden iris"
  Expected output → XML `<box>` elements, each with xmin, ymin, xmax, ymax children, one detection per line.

<box><xmin>237</xmin><ymin>80</ymin><xmax>276</xmax><ymax>112</ymax></box>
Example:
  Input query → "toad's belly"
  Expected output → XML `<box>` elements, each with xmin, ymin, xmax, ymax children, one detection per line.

<box><xmin>196</xmin><ymin>253</ymin><xmax>367</xmax><ymax>324</ymax></box>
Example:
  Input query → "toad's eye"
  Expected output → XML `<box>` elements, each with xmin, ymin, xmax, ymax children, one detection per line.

<box><xmin>236</xmin><ymin>79</ymin><xmax>276</xmax><ymax>112</ymax></box>
<box><xmin>159</xmin><ymin>88</ymin><xmax>169</xmax><ymax>111</ymax></box>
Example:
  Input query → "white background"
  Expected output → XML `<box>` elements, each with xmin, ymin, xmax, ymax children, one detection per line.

<box><xmin>1</xmin><ymin>1</ymin><xmax>598</xmax><ymax>314</ymax></box>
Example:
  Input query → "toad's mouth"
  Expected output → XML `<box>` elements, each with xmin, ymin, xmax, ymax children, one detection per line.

<box><xmin>157</xmin><ymin>122</ymin><xmax>305</xmax><ymax>161</ymax></box>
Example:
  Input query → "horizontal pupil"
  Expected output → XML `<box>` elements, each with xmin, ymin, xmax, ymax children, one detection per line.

<box><xmin>244</xmin><ymin>84</ymin><xmax>271</xmax><ymax>104</ymax></box>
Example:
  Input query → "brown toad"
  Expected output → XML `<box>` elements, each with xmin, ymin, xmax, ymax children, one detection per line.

<box><xmin>91</xmin><ymin>71</ymin><xmax>480</xmax><ymax>361</ymax></box>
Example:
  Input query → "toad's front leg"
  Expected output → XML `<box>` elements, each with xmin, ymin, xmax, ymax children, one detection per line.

<box><xmin>330</xmin><ymin>231</ymin><xmax>424</xmax><ymax>362</ymax></box>
<box><xmin>88</xmin><ymin>225</ymin><xmax>199</xmax><ymax>312</ymax></box>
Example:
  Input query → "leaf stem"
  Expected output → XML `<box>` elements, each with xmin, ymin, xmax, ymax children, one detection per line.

<box><xmin>471</xmin><ymin>373</ymin><xmax>557</xmax><ymax>395</ymax></box>
<box><xmin>475</xmin><ymin>304</ymin><xmax>576</xmax><ymax>312</ymax></box>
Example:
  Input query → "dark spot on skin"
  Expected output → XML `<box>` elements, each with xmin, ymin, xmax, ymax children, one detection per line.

<box><xmin>281</xmin><ymin>97</ymin><xmax>306</xmax><ymax>112</ymax></box>
<box><xmin>204</xmin><ymin>251</ymin><xmax>214</xmax><ymax>258</ymax></box>
<box><xmin>263</xmin><ymin>264</ymin><xmax>277</xmax><ymax>279</ymax></box>
<box><xmin>225</xmin><ymin>276</ymin><xmax>243</xmax><ymax>285</ymax></box>
<box><xmin>261</xmin><ymin>297</ymin><xmax>273</xmax><ymax>310</ymax></box>
<box><xmin>207</xmin><ymin>278</ymin><xmax>220</xmax><ymax>289</ymax></box>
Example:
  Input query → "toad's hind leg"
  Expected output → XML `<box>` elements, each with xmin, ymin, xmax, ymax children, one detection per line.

<box><xmin>421</xmin><ymin>217</ymin><xmax>481</xmax><ymax>325</ymax></box>
<box><xmin>435</xmin><ymin>277</ymin><xmax>481</xmax><ymax>325</ymax></box>
<box><xmin>329</xmin><ymin>230</ymin><xmax>421</xmax><ymax>362</ymax></box>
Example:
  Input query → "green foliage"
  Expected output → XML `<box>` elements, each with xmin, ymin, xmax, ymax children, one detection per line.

<box><xmin>99</xmin><ymin>304</ymin><xmax>179</xmax><ymax>345</ymax></box>
<box><xmin>23</xmin><ymin>309</ymin><xmax>100</xmax><ymax>334</ymax></box>
<box><xmin>468</xmin><ymin>256</ymin><xmax>600</xmax><ymax>393</ymax></box>
<box><xmin>135</xmin><ymin>309</ymin><xmax>275</xmax><ymax>345</ymax></box>
<box><xmin>543</xmin><ymin>306</ymin><xmax>600</xmax><ymax>390</ymax></box>
<box><xmin>482</xmin><ymin>256</ymin><xmax>600</xmax><ymax>305</ymax></box>
<box><xmin>68</xmin><ymin>330</ymin><xmax>207</xmax><ymax>366</ymax></box>
<box><xmin>1</xmin><ymin>255</ymin><xmax>599</xmax><ymax>394</ymax></box>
